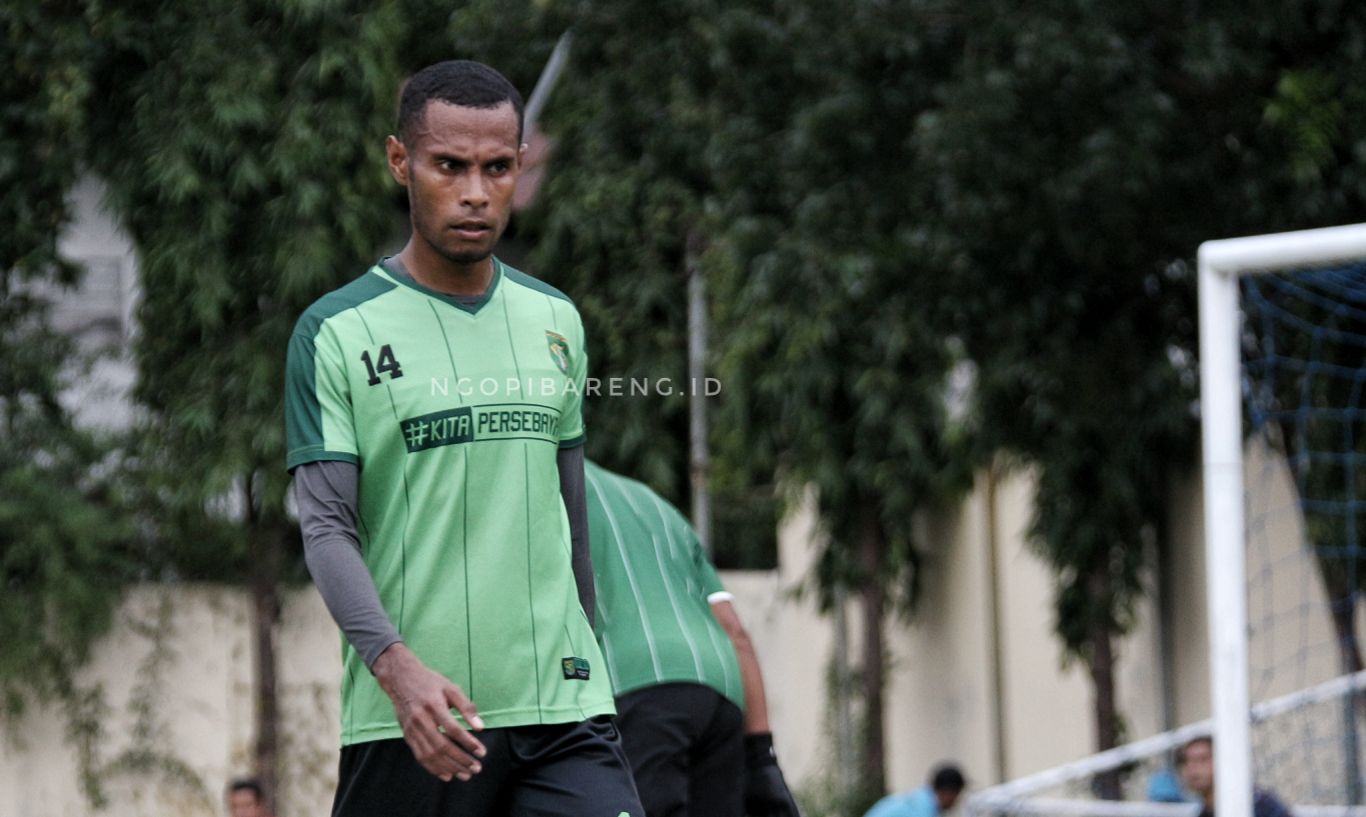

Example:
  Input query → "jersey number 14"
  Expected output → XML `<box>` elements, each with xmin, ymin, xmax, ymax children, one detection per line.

<box><xmin>361</xmin><ymin>344</ymin><xmax>404</xmax><ymax>386</ymax></box>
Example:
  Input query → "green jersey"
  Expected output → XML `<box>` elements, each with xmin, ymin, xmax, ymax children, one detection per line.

<box><xmin>585</xmin><ymin>461</ymin><xmax>744</xmax><ymax>709</ymax></box>
<box><xmin>286</xmin><ymin>257</ymin><xmax>615</xmax><ymax>745</ymax></box>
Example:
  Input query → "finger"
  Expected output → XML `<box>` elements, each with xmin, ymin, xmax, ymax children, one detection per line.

<box><xmin>409</xmin><ymin>712</ymin><xmax>481</xmax><ymax>780</ymax></box>
<box><xmin>404</xmin><ymin>723</ymin><xmax>460</xmax><ymax>782</ymax></box>
<box><xmin>416</xmin><ymin>733</ymin><xmax>475</xmax><ymax>782</ymax></box>
<box><xmin>433</xmin><ymin>709</ymin><xmax>487</xmax><ymax>763</ymax></box>
<box><xmin>443</xmin><ymin>684</ymin><xmax>488</xmax><ymax>758</ymax></box>
<box><xmin>445</xmin><ymin>683</ymin><xmax>486</xmax><ymax>732</ymax></box>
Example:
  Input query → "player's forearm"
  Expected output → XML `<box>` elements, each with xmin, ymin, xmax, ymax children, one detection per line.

<box><xmin>558</xmin><ymin>446</ymin><xmax>595</xmax><ymax>627</ymax></box>
<box><xmin>712</xmin><ymin>599</ymin><xmax>771</xmax><ymax>733</ymax></box>
<box><xmin>294</xmin><ymin>460</ymin><xmax>403</xmax><ymax>669</ymax></box>
<box><xmin>733</xmin><ymin>625</ymin><xmax>772</xmax><ymax>734</ymax></box>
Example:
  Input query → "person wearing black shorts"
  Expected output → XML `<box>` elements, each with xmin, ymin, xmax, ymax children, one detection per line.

<box><xmin>287</xmin><ymin>60</ymin><xmax>642</xmax><ymax>817</ymax></box>
<box><xmin>585</xmin><ymin>461</ymin><xmax>801</xmax><ymax>817</ymax></box>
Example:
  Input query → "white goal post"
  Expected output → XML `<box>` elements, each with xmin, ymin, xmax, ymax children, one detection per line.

<box><xmin>966</xmin><ymin>671</ymin><xmax>1366</xmax><ymax>817</ymax></box>
<box><xmin>1199</xmin><ymin>224</ymin><xmax>1366</xmax><ymax>817</ymax></box>
<box><xmin>963</xmin><ymin>223</ymin><xmax>1366</xmax><ymax>817</ymax></box>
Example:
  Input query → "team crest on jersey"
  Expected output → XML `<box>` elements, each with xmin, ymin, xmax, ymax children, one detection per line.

<box><xmin>561</xmin><ymin>656</ymin><xmax>591</xmax><ymax>681</ymax></box>
<box><xmin>546</xmin><ymin>331</ymin><xmax>571</xmax><ymax>374</ymax></box>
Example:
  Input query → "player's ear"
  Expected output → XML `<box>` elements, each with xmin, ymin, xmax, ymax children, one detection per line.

<box><xmin>386</xmin><ymin>135</ymin><xmax>409</xmax><ymax>186</ymax></box>
<box><xmin>517</xmin><ymin>141</ymin><xmax>527</xmax><ymax>171</ymax></box>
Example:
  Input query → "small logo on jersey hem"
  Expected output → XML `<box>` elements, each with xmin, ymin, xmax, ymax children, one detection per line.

<box><xmin>546</xmin><ymin>331</ymin><xmax>570</xmax><ymax>374</ymax></box>
<box><xmin>561</xmin><ymin>656</ymin><xmax>591</xmax><ymax>681</ymax></box>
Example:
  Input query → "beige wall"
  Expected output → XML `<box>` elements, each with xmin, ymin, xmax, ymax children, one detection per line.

<box><xmin>0</xmin><ymin>446</ymin><xmax>1349</xmax><ymax>817</ymax></box>
<box><xmin>0</xmin><ymin>588</ymin><xmax>341</xmax><ymax>817</ymax></box>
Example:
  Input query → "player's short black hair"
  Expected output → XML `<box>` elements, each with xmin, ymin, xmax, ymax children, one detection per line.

<box><xmin>931</xmin><ymin>763</ymin><xmax>967</xmax><ymax>792</ymax></box>
<box><xmin>227</xmin><ymin>777</ymin><xmax>264</xmax><ymax>799</ymax></box>
<box><xmin>397</xmin><ymin>60</ymin><xmax>525</xmax><ymax>145</ymax></box>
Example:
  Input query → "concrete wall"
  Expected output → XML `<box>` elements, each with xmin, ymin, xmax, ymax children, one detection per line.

<box><xmin>0</xmin><ymin>467</ymin><xmax>1153</xmax><ymax>816</ymax></box>
<box><xmin>0</xmin><ymin>588</ymin><xmax>341</xmax><ymax>817</ymax></box>
<box><xmin>2</xmin><ymin>446</ymin><xmax>1352</xmax><ymax>817</ymax></box>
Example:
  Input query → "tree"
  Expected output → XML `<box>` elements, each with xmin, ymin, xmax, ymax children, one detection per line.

<box><xmin>533</xmin><ymin>2</ymin><xmax>975</xmax><ymax>806</ymax></box>
<box><xmin>528</xmin><ymin>0</ymin><xmax>718</xmax><ymax>502</ymax></box>
<box><xmin>75</xmin><ymin>0</ymin><xmax>560</xmax><ymax>803</ymax></box>
<box><xmin>915</xmin><ymin>0</ymin><xmax>1366</xmax><ymax>791</ymax></box>
<box><xmin>0</xmin><ymin>0</ymin><xmax>139</xmax><ymax>724</ymax></box>
<box><xmin>704</xmin><ymin>2</ymin><xmax>975</xmax><ymax>806</ymax></box>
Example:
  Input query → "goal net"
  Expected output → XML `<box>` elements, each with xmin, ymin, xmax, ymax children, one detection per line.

<box><xmin>965</xmin><ymin>224</ymin><xmax>1366</xmax><ymax>817</ymax></box>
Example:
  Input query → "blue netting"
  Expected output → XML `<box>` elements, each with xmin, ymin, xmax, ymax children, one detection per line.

<box><xmin>1245</xmin><ymin>266</ymin><xmax>1366</xmax><ymax>606</ymax></box>
<box><xmin>1241</xmin><ymin>264</ymin><xmax>1366</xmax><ymax>803</ymax></box>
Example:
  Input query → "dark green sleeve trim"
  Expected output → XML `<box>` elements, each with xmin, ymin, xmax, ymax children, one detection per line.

<box><xmin>286</xmin><ymin>448</ymin><xmax>360</xmax><ymax>473</ymax></box>
<box><xmin>502</xmin><ymin>264</ymin><xmax>575</xmax><ymax>304</ymax></box>
<box><xmin>285</xmin><ymin>270</ymin><xmax>396</xmax><ymax>473</ymax></box>
<box><xmin>558</xmin><ymin>434</ymin><xmax>587</xmax><ymax>449</ymax></box>
<box><xmin>293</xmin><ymin>270</ymin><xmax>399</xmax><ymax>339</ymax></box>
<box><xmin>285</xmin><ymin>332</ymin><xmax>324</xmax><ymax>468</ymax></box>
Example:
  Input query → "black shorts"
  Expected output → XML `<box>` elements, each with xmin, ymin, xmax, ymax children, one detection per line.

<box><xmin>332</xmin><ymin>717</ymin><xmax>643</xmax><ymax>817</ymax></box>
<box><xmin>613</xmin><ymin>683</ymin><xmax>744</xmax><ymax>817</ymax></box>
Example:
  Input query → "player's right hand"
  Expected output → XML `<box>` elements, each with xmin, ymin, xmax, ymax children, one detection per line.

<box><xmin>743</xmin><ymin>732</ymin><xmax>802</xmax><ymax>817</ymax></box>
<box><xmin>373</xmin><ymin>643</ymin><xmax>487</xmax><ymax>782</ymax></box>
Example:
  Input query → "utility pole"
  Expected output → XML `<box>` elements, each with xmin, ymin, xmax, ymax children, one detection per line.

<box><xmin>686</xmin><ymin>228</ymin><xmax>711</xmax><ymax>554</ymax></box>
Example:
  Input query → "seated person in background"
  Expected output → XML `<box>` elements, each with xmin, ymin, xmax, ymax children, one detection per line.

<box><xmin>863</xmin><ymin>763</ymin><xmax>966</xmax><ymax>817</ymax></box>
<box><xmin>225</xmin><ymin>778</ymin><xmax>273</xmax><ymax>817</ymax></box>
<box><xmin>1178</xmin><ymin>736</ymin><xmax>1292</xmax><ymax>817</ymax></box>
<box><xmin>1148</xmin><ymin>765</ymin><xmax>1194</xmax><ymax>803</ymax></box>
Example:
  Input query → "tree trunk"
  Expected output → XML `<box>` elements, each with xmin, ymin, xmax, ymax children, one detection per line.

<box><xmin>1088</xmin><ymin>569</ymin><xmax>1122</xmax><ymax>800</ymax></box>
<box><xmin>1330</xmin><ymin>595</ymin><xmax>1364</xmax><ymax>805</ymax></box>
<box><xmin>245</xmin><ymin>477</ymin><xmax>281</xmax><ymax>810</ymax></box>
<box><xmin>858</xmin><ymin>504</ymin><xmax>887</xmax><ymax>800</ymax></box>
<box><xmin>252</xmin><ymin>555</ymin><xmax>280</xmax><ymax>810</ymax></box>
<box><xmin>1330</xmin><ymin>593</ymin><xmax>1365</xmax><ymax>675</ymax></box>
<box><xmin>832</xmin><ymin>583</ymin><xmax>857</xmax><ymax>808</ymax></box>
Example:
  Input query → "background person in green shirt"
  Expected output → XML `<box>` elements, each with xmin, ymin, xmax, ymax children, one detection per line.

<box><xmin>585</xmin><ymin>460</ymin><xmax>800</xmax><ymax>817</ymax></box>
<box><xmin>287</xmin><ymin>60</ymin><xmax>641</xmax><ymax>817</ymax></box>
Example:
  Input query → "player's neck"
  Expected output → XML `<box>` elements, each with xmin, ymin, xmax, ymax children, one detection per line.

<box><xmin>398</xmin><ymin>241</ymin><xmax>495</xmax><ymax>297</ymax></box>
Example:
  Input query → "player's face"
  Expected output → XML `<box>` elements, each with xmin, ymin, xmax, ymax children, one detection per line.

<box><xmin>387</xmin><ymin>100</ymin><xmax>523</xmax><ymax>268</ymax></box>
<box><xmin>1179</xmin><ymin>740</ymin><xmax>1214</xmax><ymax>798</ymax></box>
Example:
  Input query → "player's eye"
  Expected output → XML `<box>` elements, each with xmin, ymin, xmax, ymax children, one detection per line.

<box><xmin>488</xmin><ymin>161</ymin><xmax>511</xmax><ymax>175</ymax></box>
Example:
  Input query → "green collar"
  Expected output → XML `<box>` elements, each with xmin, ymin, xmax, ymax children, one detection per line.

<box><xmin>378</xmin><ymin>256</ymin><xmax>503</xmax><ymax>315</ymax></box>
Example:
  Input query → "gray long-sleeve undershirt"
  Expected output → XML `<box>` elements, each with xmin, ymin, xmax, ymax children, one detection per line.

<box><xmin>293</xmin><ymin>448</ymin><xmax>593</xmax><ymax>671</ymax></box>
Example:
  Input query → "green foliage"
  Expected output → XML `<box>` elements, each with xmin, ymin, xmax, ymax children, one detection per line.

<box><xmin>706</xmin><ymin>0</ymin><xmax>975</xmax><ymax>608</ymax></box>
<box><xmin>0</xmin><ymin>361</ymin><xmax>137</xmax><ymax>717</ymax></box>
<box><xmin>79</xmin><ymin>0</ymin><xmax>561</xmax><ymax>577</ymax></box>
<box><xmin>918</xmin><ymin>0</ymin><xmax>1366</xmax><ymax>674</ymax></box>
<box><xmin>532</xmin><ymin>0</ymin><xmax>975</xmax><ymax>797</ymax></box>
<box><xmin>85</xmin><ymin>0</ymin><xmax>408</xmax><ymax>552</ymax></box>
<box><xmin>527</xmin><ymin>0</ymin><xmax>714</xmax><ymax>504</ymax></box>
<box><xmin>0</xmin><ymin>0</ymin><xmax>139</xmax><ymax>717</ymax></box>
<box><xmin>1</xmin><ymin>0</ymin><xmax>564</xmax><ymax>791</ymax></box>
<box><xmin>65</xmin><ymin>593</ymin><xmax>213</xmax><ymax>810</ymax></box>
<box><xmin>0</xmin><ymin>0</ymin><xmax>97</xmax><ymax>281</ymax></box>
<box><xmin>532</xmin><ymin>0</ymin><xmax>974</xmax><ymax>579</ymax></box>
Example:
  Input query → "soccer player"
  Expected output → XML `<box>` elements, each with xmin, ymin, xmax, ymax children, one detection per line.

<box><xmin>285</xmin><ymin>60</ymin><xmax>642</xmax><ymax>817</ymax></box>
<box><xmin>585</xmin><ymin>460</ymin><xmax>801</xmax><ymax>817</ymax></box>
